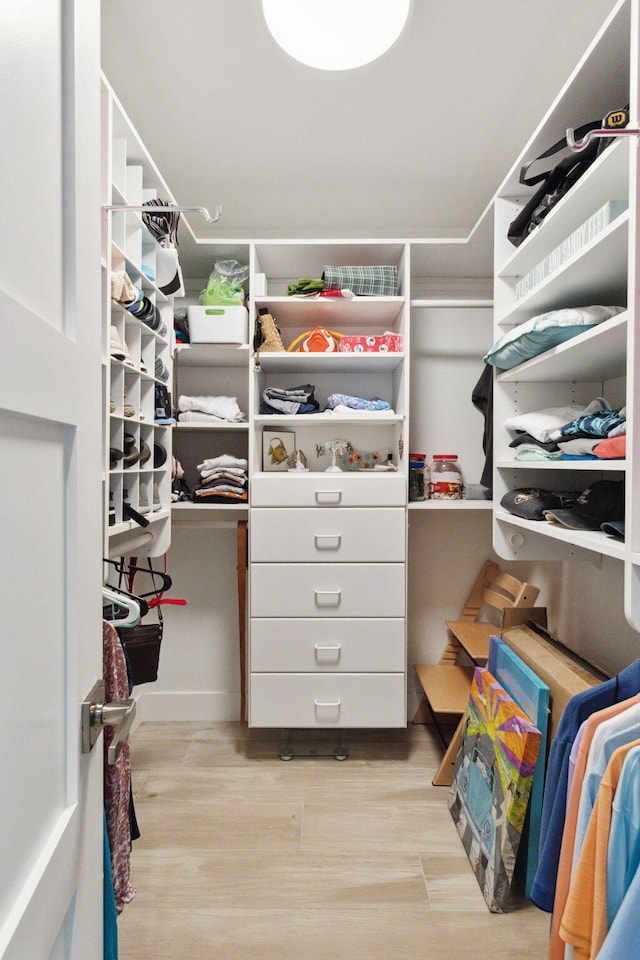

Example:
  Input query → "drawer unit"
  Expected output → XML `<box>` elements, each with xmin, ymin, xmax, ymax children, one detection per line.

<box><xmin>249</xmin><ymin>674</ymin><xmax>407</xmax><ymax>728</ymax></box>
<box><xmin>251</xmin><ymin>473</ymin><xmax>406</xmax><ymax>507</ymax></box>
<box><xmin>250</xmin><ymin>508</ymin><xmax>406</xmax><ymax>562</ymax></box>
<box><xmin>251</xmin><ymin>563</ymin><xmax>405</xmax><ymax>618</ymax></box>
<box><xmin>250</xmin><ymin>618</ymin><xmax>406</xmax><ymax>672</ymax></box>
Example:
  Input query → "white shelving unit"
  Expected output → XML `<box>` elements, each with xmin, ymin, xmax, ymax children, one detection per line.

<box><xmin>248</xmin><ymin>241</ymin><xmax>410</xmax><ymax>728</ymax></box>
<box><xmin>490</xmin><ymin>0</ymin><xmax>639</xmax><ymax>626</ymax></box>
<box><xmin>101</xmin><ymin>74</ymin><xmax>179</xmax><ymax>559</ymax></box>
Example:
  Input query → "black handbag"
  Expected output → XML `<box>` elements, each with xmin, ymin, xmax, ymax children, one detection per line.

<box><xmin>113</xmin><ymin>556</ymin><xmax>169</xmax><ymax>686</ymax></box>
<box><xmin>507</xmin><ymin>109</ymin><xmax>628</xmax><ymax>247</ymax></box>
<box><xmin>116</xmin><ymin>613</ymin><xmax>163</xmax><ymax>686</ymax></box>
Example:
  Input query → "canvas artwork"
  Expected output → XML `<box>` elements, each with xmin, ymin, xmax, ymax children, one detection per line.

<box><xmin>487</xmin><ymin>636</ymin><xmax>550</xmax><ymax>899</ymax></box>
<box><xmin>447</xmin><ymin>667</ymin><xmax>542</xmax><ymax>912</ymax></box>
<box><xmin>262</xmin><ymin>431</ymin><xmax>296</xmax><ymax>471</ymax></box>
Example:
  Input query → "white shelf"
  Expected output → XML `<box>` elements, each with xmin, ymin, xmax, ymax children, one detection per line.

<box><xmin>497</xmin><ymin>138</ymin><xmax>630</xmax><ymax>280</ymax></box>
<box><xmin>256</xmin><ymin>352</ymin><xmax>404</xmax><ymax>373</ymax></box>
<box><xmin>497</xmin><ymin>213</ymin><xmax>629</xmax><ymax>326</ymax></box>
<box><xmin>495</xmin><ymin>509</ymin><xmax>625</xmax><ymax>562</ymax></box>
<box><xmin>496</xmin><ymin>459</ymin><xmax>626</xmax><ymax>472</ymax></box>
<box><xmin>176</xmin><ymin>343</ymin><xmax>250</xmax><ymax>367</ymax></box>
<box><xmin>496</xmin><ymin>311</ymin><xmax>628</xmax><ymax>382</ymax></box>
<box><xmin>254</xmin><ymin>413</ymin><xmax>404</xmax><ymax>426</ymax></box>
<box><xmin>253</xmin><ymin>295</ymin><xmax>404</xmax><ymax>327</ymax></box>
<box><xmin>175</xmin><ymin>421</ymin><xmax>249</xmax><ymax>431</ymax></box>
<box><xmin>408</xmin><ymin>500</ymin><xmax>492</xmax><ymax>510</ymax></box>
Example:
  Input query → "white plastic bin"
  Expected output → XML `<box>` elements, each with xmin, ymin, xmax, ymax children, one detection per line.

<box><xmin>188</xmin><ymin>305</ymin><xmax>249</xmax><ymax>344</ymax></box>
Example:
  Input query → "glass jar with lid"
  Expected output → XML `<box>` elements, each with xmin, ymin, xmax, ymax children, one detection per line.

<box><xmin>429</xmin><ymin>454</ymin><xmax>462</xmax><ymax>500</ymax></box>
<box><xmin>409</xmin><ymin>453</ymin><xmax>428</xmax><ymax>501</ymax></box>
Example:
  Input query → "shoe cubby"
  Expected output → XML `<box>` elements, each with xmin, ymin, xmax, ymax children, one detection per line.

<box><xmin>102</xmin><ymin>74</ymin><xmax>179</xmax><ymax>557</ymax></box>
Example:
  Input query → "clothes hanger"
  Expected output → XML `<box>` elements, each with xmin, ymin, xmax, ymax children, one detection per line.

<box><xmin>102</xmin><ymin>586</ymin><xmax>142</xmax><ymax>626</ymax></box>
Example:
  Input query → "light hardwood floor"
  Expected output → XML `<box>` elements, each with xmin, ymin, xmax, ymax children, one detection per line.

<box><xmin>119</xmin><ymin>722</ymin><xmax>550</xmax><ymax>959</ymax></box>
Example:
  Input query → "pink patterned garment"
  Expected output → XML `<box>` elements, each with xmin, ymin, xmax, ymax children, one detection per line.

<box><xmin>103</xmin><ymin>619</ymin><xmax>136</xmax><ymax>912</ymax></box>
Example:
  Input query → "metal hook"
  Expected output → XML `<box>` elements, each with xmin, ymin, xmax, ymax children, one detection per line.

<box><xmin>103</xmin><ymin>203</ymin><xmax>223</xmax><ymax>224</ymax></box>
<box><xmin>566</xmin><ymin>126</ymin><xmax>640</xmax><ymax>152</ymax></box>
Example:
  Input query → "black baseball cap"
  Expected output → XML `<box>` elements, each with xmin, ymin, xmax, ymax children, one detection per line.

<box><xmin>500</xmin><ymin>488</ymin><xmax>571</xmax><ymax>521</ymax></box>
<box><xmin>544</xmin><ymin>480</ymin><xmax>624</xmax><ymax>531</ymax></box>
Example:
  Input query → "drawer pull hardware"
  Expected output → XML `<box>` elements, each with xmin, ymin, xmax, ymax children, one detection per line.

<box><xmin>314</xmin><ymin>699</ymin><xmax>341</xmax><ymax>708</ymax></box>
<box><xmin>314</xmin><ymin>534</ymin><xmax>341</xmax><ymax>549</ymax></box>
<box><xmin>314</xmin><ymin>643</ymin><xmax>342</xmax><ymax>651</ymax></box>
<box><xmin>314</xmin><ymin>642</ymin><xmax>342</xmax><ymax>661</ymax></box>
<box><xmin>315</xmin><ymin>490</ymin><xmax>342</xmax><ymax>504</ymax></box>
<box><xmin>315</xmin><ymin>589</ymin><xmax>341</xmax><ymax>606</ymax></box>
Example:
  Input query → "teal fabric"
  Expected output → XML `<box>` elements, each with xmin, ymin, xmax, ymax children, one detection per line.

<box><xmin>104</xmin><ymin>812</ymin><xmax>118</xmax><ymax>960</ymax></box>
<box><xmin>484</xmin><ymin>306</ymin><xmax>624</xmax><ymax>371</ymax></box>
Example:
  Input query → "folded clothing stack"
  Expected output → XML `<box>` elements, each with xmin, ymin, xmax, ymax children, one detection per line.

<box><xmin>192</xmin><ymin>454</ymin><xmax>248</xmax><ymax>504</ymax></box>
<box><xmin>506</xmin><ymin>396</ymin><xmax>626</xmax><ymax>461</ymax></box>
<box><xmin>178</xmin><ymin>395</ymin><xmax>246</xmax><ymax>423</ymax></box>
<box><xmin>260</xmin><ymin>385</ymin><xmax>319</xmax><ymax>415</ymax></box>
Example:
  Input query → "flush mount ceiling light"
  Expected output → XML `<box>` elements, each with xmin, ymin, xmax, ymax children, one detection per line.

<box><xmin>261</xmin><ymin>0</ymin><xmax>411</xmax><ymax>71</ymax></box>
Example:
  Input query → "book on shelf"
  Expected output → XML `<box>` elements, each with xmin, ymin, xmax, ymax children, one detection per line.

<box><xmin>515</xmin><ymin>201</ymin><xmax>628</xmax><ymax>301</ymax></box>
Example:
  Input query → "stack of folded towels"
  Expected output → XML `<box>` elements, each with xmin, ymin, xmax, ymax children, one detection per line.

<box><xmin>192</xmin><ymin>454</ymin><xmax>248</xmax><ymax>504</ymax></box>
<box><xmin>178</xmin><ymin>395</ymin><xmax>247</xmax><ymax>423</ymax></box>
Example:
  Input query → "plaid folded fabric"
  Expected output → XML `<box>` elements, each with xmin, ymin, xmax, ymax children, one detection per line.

<box><xmin>322</xmin><ymin>265</ymin><xmax>398</xmax><ymax>297</ymax></box>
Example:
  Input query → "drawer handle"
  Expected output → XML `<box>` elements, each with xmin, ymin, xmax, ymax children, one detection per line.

<box><xmin>314</xmin><ymin>643</ymin><xmax>341</xmax><ymax>662</ymax></box>
<box><xmin>314</xmin><ymin>699</ymin><xmax>341</xmax><ymax>708</ymax></box>
<box><xmin>315</xmin><ymin>589</ymin><xmax>341</xmax><ymax>607</ymax></box>
<box><xmin>315</xmin><ymin>490</ymin><xmax>342</xmax><ymax>505</ymax></box>
<box><xmin>314</xmin><ymin>534</ymin><xmax>341</xmax><ymax>550</ymax></box>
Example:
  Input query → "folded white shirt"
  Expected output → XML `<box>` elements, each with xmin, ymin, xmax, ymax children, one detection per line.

<box><xmin>179</xmin><ymin>395</ymin><xmax>246</xmax><ymax>422</ymax></box>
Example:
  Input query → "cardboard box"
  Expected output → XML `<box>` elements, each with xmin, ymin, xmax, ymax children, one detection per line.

<box><xmin>338</xmin><ymin>333</ymin><xmax>403</xmax><ymax>353</ymax></box>
<box><xmin>188</xmin><ymin>305</ymin><xmax>249</xmax><ymax>344</ymax></box>
<box><xmin>500</xmin><ymin>623</ymin><xmax>604</xmax><ymax>740</ymax></box>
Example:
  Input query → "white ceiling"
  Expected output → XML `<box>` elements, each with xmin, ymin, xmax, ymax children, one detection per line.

<box><xmin>101</xmin><ymin>0</ymin><xmax>617</xmax><ymax>279</ymax></box>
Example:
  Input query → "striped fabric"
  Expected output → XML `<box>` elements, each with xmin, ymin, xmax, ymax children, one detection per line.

<box><xmin>322</xmin><ymin>264</ymin><xmax>398</xmax><ymax>296</ymax></box>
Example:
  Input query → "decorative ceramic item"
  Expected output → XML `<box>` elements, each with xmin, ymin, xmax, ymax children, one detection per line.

<box><xmin>315</xmin><ymin>439</ymin><xmax>353</xmax><ymax>473</ymax></box>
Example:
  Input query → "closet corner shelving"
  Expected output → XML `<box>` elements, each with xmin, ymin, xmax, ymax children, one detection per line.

<box><xmin>490</xmin><ymin>0</ymin><xmax>640</xmax><ymax>627</ymax></box>
<box><xmin>101</xmin><ymin>73</ymin><xmax>177</xmax><ymax>559</ymax></box>
<box><xmin>171</xmin><ymin>336</ymin><xmax>251</xmax><ymax>519</ymax></box>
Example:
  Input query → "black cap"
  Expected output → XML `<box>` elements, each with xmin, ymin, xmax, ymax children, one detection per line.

<box><xmin>500</xmin><ymin>488</ymin><xmax>571</xmax><ymax>521</ymax></box>
<box><xmin>544</xmin><ymin>480</ymin><xmax>625</xmax><ymax>531</ymax></box>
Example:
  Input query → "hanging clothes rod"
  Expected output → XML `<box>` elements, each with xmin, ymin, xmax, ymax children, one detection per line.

<box><xmin>566</xmin><ymin>125</ymin><xmax>640</xmax><ymax>152</ymax></box>
<box><xmin>103</xmin><ymin>203</ymin><xmax>223</xmax><ymax>224</ymax></box>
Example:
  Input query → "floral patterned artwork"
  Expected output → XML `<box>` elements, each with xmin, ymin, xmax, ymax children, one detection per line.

<box><xmin>447</xmin><ymin>667</ymin><xmax>542</xmax><ymax>912</ymax></box>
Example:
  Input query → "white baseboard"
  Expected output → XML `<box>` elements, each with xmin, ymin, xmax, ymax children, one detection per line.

<box><xmin>132</xmin><ymin>690</ymin><xmax>240</xmax><ymax>728</ymax></box>
<box><xmin>130</xmin><ymin>689</ymin><xmax>422</xmax><ymax>732</ymax></box>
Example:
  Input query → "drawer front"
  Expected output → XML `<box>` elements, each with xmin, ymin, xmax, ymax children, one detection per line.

<box><xmin>250</xmin><ymin>508</ymin><xmax>405</xmax><ymax>562</ymax></box>
<box><xmin>250</xmin><ymin>618</ymin><xmax>405</xmax><ymax>672</ymax></box>
<box><xmin>249</xmin><ymin>673</ymin><xmax>406</xmax><ymax>728</ymax></box>
<box><xmin>251</xmin><ymin>473</ymin><xmax>406</xmax><ymax>507</ymax></box>
<box><xmin>250</xmin><ymin>563</ymin><xmax>405</xmax><ymax>618</ymax></box>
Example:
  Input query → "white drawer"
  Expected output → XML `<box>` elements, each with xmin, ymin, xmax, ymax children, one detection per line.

<box><xmin>249</xmin><ymin>673</ymin><xmax>406</xmax><ymax>728</ymax></box>
<box><xmin>250</xmin><ymin>618</ymin><xmax>405</xmax><ymax>672</ymax></box>
<box><xmin>250</xmin><ymin>508</ymin><xmax>405</xmax><ymax>562</ymax></box>
<box><xmin>251</xmin><ymin>473</ymin><xmax>406</xmax><ymax>507</ymax></box>
<box><xmin>250</xmin><ymin>563</ymin><xmax>405</xmax><ymax>618</ymax></box>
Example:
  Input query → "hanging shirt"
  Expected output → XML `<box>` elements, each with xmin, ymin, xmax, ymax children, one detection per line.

<box><xmin>545</xmin><ymin>693</ymin><xmax>640</xmax><ymax>960</ymax></box>
<box><xmin>559</xmin><ymin>739</ymin><xmax>640</xmax><ymax>959</ymax></box>
<box><xmin>596</xmin><ymin>858</ymin><xmax>640</xmax><ymax>960</ymax></box>
<box><xmin>606</xmin><ymin>744</ymin><xmax>640</xmax><ymax>926</ymax></box>
<box><xmin>531</xmin><ymin>659</ymin><xmax>640</xmax><ymax>913</ymax></box>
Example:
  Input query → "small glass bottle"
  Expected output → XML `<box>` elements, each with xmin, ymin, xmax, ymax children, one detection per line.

<box><xmin>409</xmin><ymin>453</ymin><xmax>427</xmax><ymax>501</ymax></box>
<box><xmin>429</xmin><ymin>454</ymin><xmax>463</xmax><ymax>500</ymax></box>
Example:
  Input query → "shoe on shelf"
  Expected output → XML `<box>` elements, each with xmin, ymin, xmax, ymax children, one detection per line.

<box><xmin>138</xmin><ymin>483</ymin><xmax>152</xmax><ymax>515</ymax></box>
<box><xmin>153</xmin><ymin>482</ymin><xmax>162</xmax><ymax>511</ymax></box>
<box><xmin>109</xmin><ymin>326</ymin><xmax>134</xmax><ymax>366</ymax></box>
<box><xmin>123</xmin><ymin>403</ymin><xmax>135</xmax><ymax>418</ymax></box>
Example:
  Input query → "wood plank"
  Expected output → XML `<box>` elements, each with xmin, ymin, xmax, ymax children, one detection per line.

<box><xmin>444</xmin><ymin>620</ymin><xmax>495</xmax><ymax>663</ymax></box>
<box><xmin>414</xmin><ymin>664</ymin><xmax>474</xmax><ymax>715</ymax></box>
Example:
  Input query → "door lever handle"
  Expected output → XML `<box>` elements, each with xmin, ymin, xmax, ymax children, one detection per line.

<box><xmin>81</xmin><ymin>679</ymin><xmax>136</xmax><ymax>764</ymax></box>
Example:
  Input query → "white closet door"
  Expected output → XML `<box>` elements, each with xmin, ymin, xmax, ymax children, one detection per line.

<box><xmin>0</xmin><ymin>2</ymin><xmax>103</xmax><ymax>958</ymax></box>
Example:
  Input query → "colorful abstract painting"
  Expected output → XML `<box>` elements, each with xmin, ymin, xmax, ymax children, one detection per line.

<box><xmin>447</xmin><ymin>667</ymin><xmax>542</xmax><ymax>912</ymax></box>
